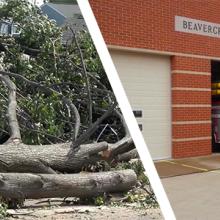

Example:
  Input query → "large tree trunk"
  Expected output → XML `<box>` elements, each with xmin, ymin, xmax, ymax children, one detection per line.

<box><xmin>0</xmin><ymin>170</ymin><xmax>137</xmax><ymax>199</ymax></box>
<box><xmin>0</xmin><ymin>142</ymin><xmax>109</xmax><ymax>173</ymax></box>
<box><xmin>117</xmin><ymin>149</ymin><xmax>139</xmax><ymax>162</ymax></box>
<box><xmin>0</xmin><ymin>137</ymin><xmax>135</xmax><ymax>174</ymax></box>
<box><xmin>102</xmin><ymin>136</ymin><xmax>135</xmax><ymax>161</ymax></box>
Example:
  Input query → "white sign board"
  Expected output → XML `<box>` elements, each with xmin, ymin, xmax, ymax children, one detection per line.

<box><xmin>175</xmin><ymin>16</ymin><xmax>220</xmax><ymax>38</ymax></box>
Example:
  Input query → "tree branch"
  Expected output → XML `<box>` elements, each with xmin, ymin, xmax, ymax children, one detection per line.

<box><xmin>114</xmin><ymin>109</ymin><xmax>130</xmax><ymax>137</ymax></box>
<box><xmin>72</xmin><ymin>30</ymin><xmax>93</xmax><ymax>126</ymax></box>
<box><xmin>0</xmin><ymin>74</ymin><xmax>21</xmax><ymax>143</ymax></box>
<box><xmin>0</xmin><ymin>70</ymin><xmax>80</xmax><ymax>140</ymax></box>
<box><xmin>71</xmin><ymin>102</ymin><xmax>117</xmax><ymax>150</ymax></box>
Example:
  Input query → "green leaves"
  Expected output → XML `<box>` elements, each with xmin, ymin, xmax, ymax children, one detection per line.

<box><xmin>0</xmin><ymin>202</ymin><xmax>7</xmax><ymax>219</ymax></box>
<box><xmin>0</xmin><ymin>0</ymin><xmax>117</xmax><ymax>145</ymax></box>
<box><xmin>0</xmin><ymin>0</ymin><xmax>61</xmax><ymax>49</ymax></box>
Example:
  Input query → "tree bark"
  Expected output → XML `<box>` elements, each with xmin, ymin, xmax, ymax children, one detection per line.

<box><xmin>0</xmin><ymin>136</ymin><xmax>135</xmax><ymax>174</ymax></box>
<box><xmin>0</xmin><ymin>170</ymin><xmax>137</xmax><ymax>199</ymax></box>
<box><xmin>108</xmin><ymin>136</ymin><xmax>135</xmax><ymax>160</ymax></box>
<box><xmin>0</xmin><ymin>74</ymin><xmax>21</xmax><ymax>143</ymax></box>
<box><xmin>71</xmin><ymin>102</ymin><xmax>117</xmax><ymax>149</ymax></box>
<box><xmin>117</xmin><ymin>149</ymin><xmax>139</xmax><ymax>162</ymax></box>
<box><xmin>0</xmin><ymin>142</ymin><xmax>108</xmax><ymax>173</ymax></box>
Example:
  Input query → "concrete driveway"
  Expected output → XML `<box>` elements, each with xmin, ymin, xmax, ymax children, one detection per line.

<box><xmin>162</xmin><ymin>170</ymin><xmax>220</xmax><ymax>220</ymax></box>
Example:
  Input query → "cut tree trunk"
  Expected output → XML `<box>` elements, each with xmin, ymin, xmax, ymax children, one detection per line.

<box><xmin>0</xmin><ymin>142</ymin><xmax>108</xmax><ymax>173</ymax></box>
<box><xmin>0</xmin><ymin>137</ymin><xmax>135</xmax><ymax>174</ymax></box>
<box><xmin>0</xmin><ymin>170</ymin><xmax>137</xmax><ymax>199</ymax></box>
<box><xmin>108</xmin><ymin>136</ymin><xmax>135</xmax><ymax>160</ymax></box>
<box><xmin>117</xmin><ymin>149</ymin><xmax>139</xmax><ymax>162</ymax></box>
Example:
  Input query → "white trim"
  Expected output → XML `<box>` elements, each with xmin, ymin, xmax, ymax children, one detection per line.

<box><xmin>173</xmin><ymin>136</ymin><xmax>211</xmax><ymax>142</ymax></box>
<box><xmin>77</xmin><ymin>1</ymin><xmax>176</xmax><ymax>220</ymax></box>
<box><xmin>172</xmin><ymin>70</ymin><xmax>210</xmax><ymax>75</ymax></box>
<box><xmin>172</xmin><ymin>104</ymin><xmax>211</xmax><ymax>108</ymax></box>
<box><xmin>172</xmin><ymin>120</ymin><xmax>211</xmax><ymax>125</ymax></box>
<box><xmin>172</xmin><ymin>87</ymin><xmax>211</xmax><ymax>91</ymax></box>
<box><xmin>108</xmin><ymin>44</ymin><xmax>220</xmax><ymax>61</ymax></box>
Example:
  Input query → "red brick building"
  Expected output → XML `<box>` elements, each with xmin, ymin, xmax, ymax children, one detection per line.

<box><xmin>89</xmin><ymin>0</ymin><xmax>220</xmax><ymax>159</ymax></box>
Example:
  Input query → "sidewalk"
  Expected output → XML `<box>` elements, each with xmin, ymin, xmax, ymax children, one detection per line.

<box><xmin>162</xmin><ymin>171</ymin><xmax>220</xmax><ymax>220</ymax></box>
<box><xmin>155</xmin><ymin>154</ymin><xmax>220</xmax><ymax>178</ymax></box>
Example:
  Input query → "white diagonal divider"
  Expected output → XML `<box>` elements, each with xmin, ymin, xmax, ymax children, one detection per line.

<box><xmin>77</xmin><ymin>1</ymin><xmax>176</xmax><ymax>219</ymax></box>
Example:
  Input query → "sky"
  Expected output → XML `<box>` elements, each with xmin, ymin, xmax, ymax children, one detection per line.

<box><xmin>36</xmin><ymin>0</ymin><xmax>44</xmax><ymax>6</ymax></box>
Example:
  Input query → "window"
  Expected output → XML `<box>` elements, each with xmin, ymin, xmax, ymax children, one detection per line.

<box><xmin>0</xmin><ymin>22</ymin><xmax>9</xmax><ymax>35</ymax></box>
<box><xmin>11</xmin><ymin>24</ymin><xmax>20</xmax><ymax>35</ymax></box>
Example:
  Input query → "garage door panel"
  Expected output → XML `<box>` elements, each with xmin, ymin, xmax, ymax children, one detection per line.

<box><xmin>124</xmin><ymin>86</ymin><xmax>169</xmax><ymax>92</ymax></box>
<box><xmin>110</xmin><ymin>50</ymin><xmax>171</xmax><ymax>159</ymax></box>
<box><xmin>125</xmin><ymin>92</ymin><xmax>170</xmax><ymax>98</ymax></box>
<box><xmin>141</xmin><ymin>120</ymin><xmax>171</xmax><ymax>127</ymax></box>
<box><xmin>131</xmin><ymin>102</ymin><xmax>170</xmax><ymax>109</ymax></box>
<box><xmin>123</xmin><ymin>77</ymin><xmax>169</xmax><ymax>83</ymax></box>
<box><xmin>141</xmin><ymin>115</ymin><xmax>171</xmax><ymax>121</ymax></box>
<box><xmin>142</xmin><ymin>130</ymin><xmax>171</xmax><ymax>138</ymax></box>
<box><xmin>132</xmin><ymin>104</ymin><xmax>170</xmax><ymax>109</ymax></box>
<box><xmin>148</xmin><ymin>138</ymin><xmax>170</xmax><ymax>144</ymax></box>
<box><xmin>130</xmin><ymin>96</ymin><xmax>170</xmax><ymax>103</ymax></box>
<box><xmin>136</xmin><ymin>117</ymin><xmax>170</xmax><ymax>125</ymax></box>
<box><xmin>132</xmin><ymin>109</ymin><xmax>170</xmax><ymax>115</ymax></box>
<box><xmin>141</xmin><ymin>126</ymin><xmax>171</xmax><ymax>136</ymax></box>
<box><xmin>146</xmin><ymin>142</ymin><xmax>171</xmax><ymax>159</ymax></box>
<box><xmin>123</xmin><ymin>81</ymin><xmax>169</xmax><ymax>89</ymax></box>
<box><xmin>140</xmin><ymin>107</ymin><xmax>171</xmax><ymax>111</ymax></box>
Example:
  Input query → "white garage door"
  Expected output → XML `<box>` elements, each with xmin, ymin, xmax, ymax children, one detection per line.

<box><xmin>110</xmin><ymin>50</ymin><xmax>171</xmax><ymax>160</ymax></box>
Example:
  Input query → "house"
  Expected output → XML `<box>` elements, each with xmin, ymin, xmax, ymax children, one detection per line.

<box><xmin>89</xmin><ymin>0</ymin><xmax>220</xmax><ymax>159</ymax></box>
<box><xmin>0</xmin><ymin>21</ymin><xmax>20</xmax><ymax>37</ymax></box>
<box><xmin>0</xmin><ymin>0</ymin><xmax>42</xmax><ymax>36</ymax></box>
<box><xmin>41</xmin><ymin>2</ymin><xmax>86</xmax><ymax>42</ymax></box>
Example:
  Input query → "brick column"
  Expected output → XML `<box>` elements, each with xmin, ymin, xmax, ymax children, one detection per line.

<box><xmin>171</xmin><ymin>56</ymin><xmax>212</xmax><ymax>158</ymax></box>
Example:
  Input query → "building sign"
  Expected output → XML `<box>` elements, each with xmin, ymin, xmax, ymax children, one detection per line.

<box><xmin>175</xmin><ymin>16</ymin><xmax>220</xmax><ymax>38</ymax></box>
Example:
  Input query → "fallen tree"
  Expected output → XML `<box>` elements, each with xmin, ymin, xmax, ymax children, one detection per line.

<box><xmin>0</xmin><ymin>142</ymin><xmax>108</xmax><ymax>173</ymax></box>
<box><xmin>0</xmin><ymin>170</ymin><xmax>137</xmax><ymax>199</ymax></box>
<box><xmin>0</xmin><ymin>1</ymin><xmax>140</xmax><ymax>204</ymax></box>
<box><xmin>0</xmin><ymin>138</ymin><xmax>136</xmax><ymax>174</ymax></box>
<box><xmin>117</xmin><ymin>149</ymin><xmax>139</xmax><ymax>162</ymax></box>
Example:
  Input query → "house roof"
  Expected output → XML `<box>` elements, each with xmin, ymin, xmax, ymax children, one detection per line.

<box><xmin>42</xmin><ymin>3</ymin><xmax>81</xmax><ymax>19</ymax></box>
<box><xmin>41</xmin><ymin>3</ymin><xmax>85</xmax><ymax>28</ymax></box>
<box><xmin>41</xmin><ymin>4</ymin><xmax>66</xmax><ymax>26</ymax></box>
<box><xmin>41</xmin><ymin>3</ymin><xmax>87</xmax><ymax>43</ymax></box>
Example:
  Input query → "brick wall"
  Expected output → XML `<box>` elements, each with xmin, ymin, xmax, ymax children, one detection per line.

<box><xmin>89</xmin><ymin>0</ymin><xmax>215</xmax><ymax>158</ymax></box>
<box><xmin>171</xmin><ymin>56</ymin><xmax>211</xmax><ymax>158</ymax></box>
<box><xmin>89</xmin><ymin>0</ymin><xmax>220</xmax><ymax>57</ymax></box>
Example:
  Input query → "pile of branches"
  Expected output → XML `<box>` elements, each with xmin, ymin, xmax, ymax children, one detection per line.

<box><xmin>0</xmin><ymin>0</ymin><xmax>139</xmax><ymax>206</ymax></box>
